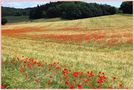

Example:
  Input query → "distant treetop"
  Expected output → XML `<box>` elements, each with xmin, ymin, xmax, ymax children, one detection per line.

<box><xmin>120</xmin><ymin>1</ymin><xmax>133</xmax><ymax>14</ymax></box>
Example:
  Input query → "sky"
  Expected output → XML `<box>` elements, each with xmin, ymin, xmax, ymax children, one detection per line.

<box><xmin>1</xmin><ymin>0</ymin><xmax>123</xmax><ymax>8</ymax></box>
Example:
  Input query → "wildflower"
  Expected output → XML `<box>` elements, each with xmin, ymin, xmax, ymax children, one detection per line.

<box><xmin>87</xmin><ymin>71</ymin><xmax>94</xmax><ymax>77</ymax></box>
<box><xmin>64</xmin><ymin>74</ymin><xmax>68</xmax><ymax>79</ymax></box>
<box><xmin>97</xmin><ymin>79</ymin><xmax>103</xmax><ymax>84</ymax></box>
<box><xmin>49</xmin><ymin>76</ymin><xmax>53</xmax><ymax>78</ymax></box>
<box><xmin>18</xmin><ymin>66</ymin><xmax>24</xmax><ymax>73</ymax></box>
<box><xmin>37</xmin><ymin>63</ymin><xmax>42</xmax><ymax>67</ymax></box>
<box><xmin>65</xmin><ymin>80</ymin><xmax>69</xmax><ymax>85</ymax></box>
<box><xmin>78</xmin><ymin>72</ymin><xmax>83</xmax><ymax>76</ymax></box>
<box><xmin>56</xmin><ymin>66</ymin><xmax>60</xmax><ymax>69</ymax></box>
<box><xmin>82</xmin><ymin>78</ymin><xmax>89</xmax><ymax>83</ymax></box>
<box><xmin>70</xmin><ymin>84</ymin><xmax>74</xmax><ymax>89</ymax></box>
<box><xmin>27</xmin><ymin>63</ymin><xmax>32</xmax><ymax>69</ymax></box>
<box><xmin>72</xmin><ymin>72</ymin><xmax>79</xmax><ymax>77</ymax></box>
<box><xmin>119</xmin><ymin>83</ymin><xmax>123</xmax><ymax>87</ymax></box>
<box><xmin>32</xmin><ymin>61</ymin><xmax>37</xmax><ymax>64</ymax></box>
<box><xmin>1</xmin><ymin>85</ymin><xmax>5</xmax><ymax>89</ymax></box>
<box><xmin>78</xmin><ymin>83</ymin><xmax>82</xmax><ymax>89</ymax></box>
<box><xmin>29</xmin><ymin>58</ymin><xmax>34</xmax><ymax>62</ymax></box>
<box><xmin>99</xmin><ymin>75</ymin><xmax>107</xmax><ymax>79</ymax></box>
<box><xmin>63</xmin><ymin>68</ymin><xmax>68</xmax><ymax>73</ymax></box>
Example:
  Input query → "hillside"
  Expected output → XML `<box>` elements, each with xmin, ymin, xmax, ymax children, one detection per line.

<box><xmin>2</xmin><ymin>14</ymin><xmax>133</xmax><ymax>88</ymax></box>
<box><xmin>2</xmin><ymin>14</ymin><xmax>132</xmax><ymax>29</ymax></box>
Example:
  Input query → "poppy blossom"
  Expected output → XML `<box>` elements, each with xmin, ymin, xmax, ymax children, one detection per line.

<box><xmin>27</xmin><ymin>63</ymin><xmax>32</xmax><ymax>69</ymax></box>
<box><xmin>72</xmin><ymin>72</ymin><xmax>79</xmax><ymax>77</ymax></box>
<box><xmin>97</xmin><ymin>79</ymin><xmax>103</xmax><ymax>84</ymax></box>
<box><xmin>65</xmin><ymin>80</ymin><xmax>69</xmax><ymax>85</ymax></box>
<box><xmin>1</xmin><ymin>85</ymin><xmax>5</xmax><ymax>89</ymax></box>
<box><xmin>82</xmin><ymin>78</ymin><xmax>89</xmax><ymax>83</ymax></box>
<box><xmin>49</xmin><ymin>76</ymin><xmax>53</xmax><ymax>78</ymax></box>
<box><xmin>78</xmin><ymin>83</ymin><xmax>82</xmax><ymax>89</ymax></box>
<box><xmin>18</xmin><ymin>66</ymin><xmax>24</xmax><ymax>73</ymax></box>
<box><xmin>87</xmin><ymin>71</ymin><xmax>94</xmax><ymax>77</ymax></box>
<box><xmin>119</xmin><ymin>83</ymin><xmax>123</xmax><ymax>87</ymax></box>
<box><xmin>70</xmin><ymin>84</ymin><xmax>74</xmax><ymax>89</ymax></box>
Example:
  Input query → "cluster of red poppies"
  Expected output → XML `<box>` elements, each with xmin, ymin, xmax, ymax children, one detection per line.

<box><xmin>2</xmin><ymin>56</ymin><xmax>124</xmax><ymax>89</ymax></box>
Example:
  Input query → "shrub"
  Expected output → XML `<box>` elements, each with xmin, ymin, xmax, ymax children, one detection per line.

<box><xmin>1</xmin><ymin>18</ymin><xmax>8</xmax><ymax>25</ymax></box>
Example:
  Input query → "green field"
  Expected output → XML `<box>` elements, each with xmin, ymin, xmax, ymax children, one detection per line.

<box><xmin>2</xmin><ymin>14</ymin><xmax>133</xmax><ymax>89</ymax></box>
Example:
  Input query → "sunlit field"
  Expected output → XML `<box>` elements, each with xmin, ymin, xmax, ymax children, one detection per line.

<box><xmin>1</xmin><ymin>14</ymin><xmax>133</xmax><ymax>89</ymax></box>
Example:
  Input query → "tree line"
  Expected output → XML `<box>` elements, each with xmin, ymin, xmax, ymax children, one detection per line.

<box><xmin>1</xmin><ymin>1</ymin><xmax>133</xmax><ymax>25</ymax></box>
<box><xmin>29</xmin><ymin>1</ymin><xmax>117</xmax><ymax>20</ymax></box>
<box><xmin>2</xmin><ymin>7</ymin><xmax>30</xmax><ymax>16</ymax></box>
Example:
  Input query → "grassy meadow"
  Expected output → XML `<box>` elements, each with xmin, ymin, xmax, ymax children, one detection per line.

<box><xmin>1</xmin><ymin>14</ymin><xmax>133</xmax><ymax>89</ymax></box>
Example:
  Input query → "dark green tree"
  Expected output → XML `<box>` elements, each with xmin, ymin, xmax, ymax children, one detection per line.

<box><xmin>120</xmin><ymin>1</ymin><xmax>133</xmax><ymax>14</ymax></box>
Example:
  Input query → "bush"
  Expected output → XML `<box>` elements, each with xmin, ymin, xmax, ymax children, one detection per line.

<box><xmin>1</xmin><ymin>18</ymin><xmax>8</xmax><ymax>25</ymax></box>
<box><xmin>120</xmin><ymin>1</ymin><xmax>133</xmax><ymax>14</ymax></box>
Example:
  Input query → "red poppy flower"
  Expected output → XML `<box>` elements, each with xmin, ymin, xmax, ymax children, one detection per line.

<box><xmin>78</xmin><ymin>83</ymin><xmax>82</xmax><ymax>89</ymax></box>
<box><xmin>49</xmin><ymin>76</ymin><xmax>53</xmax><ymax>78</ymax></box>
<box><xmin>99</xmin><ymin>75</ymin><xmax>107</xmax><ymax>79</ymax></box>
<box><xmin>119</xmin><ymin>83</ymin><xmax>123</xmax><ymax>87</ymax></box>
<box><xmin>87</xmin><ymin>71</ymin><xmax>94</xmax><ymax>77</ymax></box>
<box><xmin>37</xmin><ymin>63</ymin><xmax>42</xmax><ymax>67</ymax></box>
<box><xmin>70</xmin><ymin>84</ymin><xmax>74</xmax><ymax>89</ymax></box>
<box><xmin>82</xmin><ymin>78</ymin><xmax>89</xmax><ymax>83</ymax></box>
<box><xmin>18</xmin><ymin>66</ymin><xmax>24</xmax><ymax>73</ymax></box>
<box><xmin>56</xmin><ymin>66</ymin><xmax>60</xmax><ymax>69</ymax></box>
<box><xmin>78</xmin><ymin>72</ymin><xmax>83</xmax><ymax>76</ymax></box>
<box><xmin>63</xmin><ymin>68</ymin><xmax>68</xmax><ymax>73</ymax></box>
<box><xmin>27</xmin><ymin>63</ymin><xmax>32</xmax><ymax>69</ymax></box>
<box><xmin>97</xmin><ymin>79</ymin><xmax>103</xmax><ymax>84</ymax></box>
<box><xmin>1</xmin><ymin>85</ymin><xmax>5</xmax><ymax>89</ymax></box>
<box><xmin>65</xmin><ymin>80</ymin><xmax>69</xmax><ymax>85</ymax></box>
<box><xmin>72</xmin><ymin>72</ymin><xmax>79</xmax><ymax>77</ymax></box>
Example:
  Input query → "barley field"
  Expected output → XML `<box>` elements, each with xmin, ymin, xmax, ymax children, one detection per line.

<box><xmin>1</xmin><ymin>14</ymin><xmax>133</xmax><ymax>89</ymax></box>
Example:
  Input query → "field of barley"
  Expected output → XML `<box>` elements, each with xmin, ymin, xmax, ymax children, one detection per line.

<box><xmin>1</xmin><ymin>14</ymin><xmax>133</xmax><ymax>89</ymax></box>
